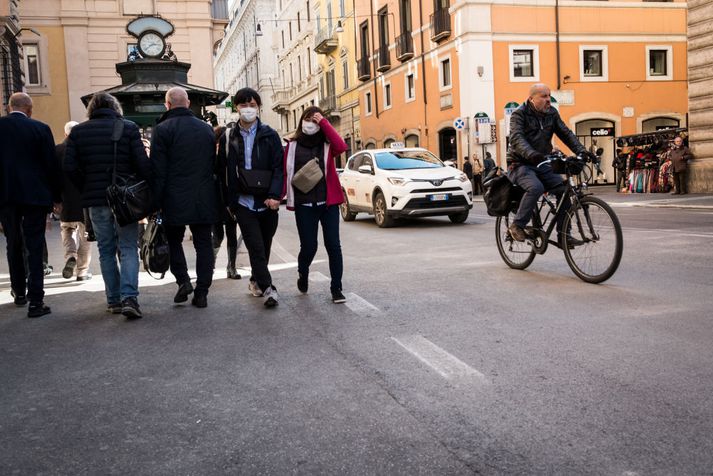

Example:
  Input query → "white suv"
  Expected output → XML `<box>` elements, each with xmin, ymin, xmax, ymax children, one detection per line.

<box><xmin>338</xmin><ymin>147</ymin><xmax>473</xmax><ymax>227</ymax></box>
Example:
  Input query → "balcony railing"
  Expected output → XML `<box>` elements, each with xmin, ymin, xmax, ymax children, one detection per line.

<box><xmin>271</xmin><ymin>89</ymin><xmax>290</xmax><ymax>113</ymax></box>
<box><xmin>430</xmin><ymin>8</ymin><xmax>451</xmax><ymax>42</ymax></box>
<box><xmin>376</xmin><ymin>44</ymin><xmax>391</xmax><ymax>72</ymax></box>
<box><xmin>396</xmin><ymin>31</ymin><xmax>414</xmax><ymax>61</ymax></box>
<box><xmin>314</xmin><ymin>28</ymin><xmax>338</xmax><ymax>54</ymax></box>
<box><xmin>319</xmin><ymin>94</ymin><xmax>338</xmax><ymax>116</ymax></box>
<box><xmin>357</xmin><ymin>56</ymin><xmax>371</xmax><ymax>81</ymax></box>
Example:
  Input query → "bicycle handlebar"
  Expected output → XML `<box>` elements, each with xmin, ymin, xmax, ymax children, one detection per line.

<box><xmin>536</xmin><ymin>152</ymin><xmax>591</xmax><ymax>169</ymax></box>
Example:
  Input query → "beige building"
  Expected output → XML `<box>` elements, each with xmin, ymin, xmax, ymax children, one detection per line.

<box><xmin>18</xmin><ymin>0</ymin><xmax>227</xmax><ymax>139</ymax></box>
<box><xmin>688</xmin><ymin>0</ymin><xmax>713</xmax><ymax>192</ymax></box>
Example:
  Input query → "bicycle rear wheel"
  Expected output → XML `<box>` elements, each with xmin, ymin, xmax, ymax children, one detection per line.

<box><xmin>562</xmin><ymin>196</ymin><xmax>623</xmax><ymax>283</ymax></box>
<box><xmin>495</xmin><ymin>212</ymin><xmax>536</xmax><ymax>270</ymax></box>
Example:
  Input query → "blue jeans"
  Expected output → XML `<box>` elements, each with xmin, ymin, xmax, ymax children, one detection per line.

<box><xmin>294</xmin><ymin>204</ymin><xmax>343</xmax><ymax>292</ymax></box>
<box><xmin>89</xmin><ymin>206</ymin><xmax>139</xmax><ymax>304</ymax></box>
<box><xmin>510</xmin><ymin>164</ymin><xmax>569</xmax><ymax>233</ymax></box>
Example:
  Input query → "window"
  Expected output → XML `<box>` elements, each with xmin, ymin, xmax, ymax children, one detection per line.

<box><xmin>509</xmin><ymin>45</ymin><xmax>539</xmax><ymax>82</ymax></box>
<box><xmin>579</xmin><ymin>46</ymin><xmax>608</xmax><ymax>81</ymax></box>
<box><xmin>646</xmin><ymin>46</ymin><xmax>672</xmax><ymax>80</ymax></box>
<box><xmin>384</xmin><ymin>83</ymin><xmax>392</xmax><ymax>109</ymax></box>
<box><xmin>293</xmin><ymin>110</ymin><xmax>297</xmax><ymax>130</ymax></box>
<box><xmin>439</xmin><ymin>57</ymin><xmax>451</xmax><ymax>89</ymax></box>
<box><xmin>289</xmin><ymin>21</ymin><xmax>292</xmax><ymax>41</ymax></box>
<box><xmin>405</xmin><ymin>73</ymin><xmax>415</xmax><ymax>101</ymax></box>
<box><xmin>327</xmin><ymin>2</ymin><xmax>333</xmax><ymax>33</ymax></box>
<box><xmin>297</xmin><ymin>12</ymin><xmax>301</xmax><ymax>32</ymax></box>
<box><xmin>400</xmin><ymin>0</ymin><xmax>412</xmax><ymax>31</ymax></box>
<box><xmin>307</xmin><ymin>1</ymin><xmax>310</xmax><ymax>21</ymax></box>
<box><xmin>307</xmin><ymin>47</ymin><xmax>312</xmax><ymax>74</ymax></box>
<box><xmin>342</xmin><ymin>60</ymin><xmax>349</xmax><ymax>90</ymax></box>
<box><xmin>365</xmin><ymin>91</ymin><xmax>372</xmax><ymax>115</ymax></box>
<box><xmin>360</xmin><ymin>22</ymin><xmax>370</xmax><ymax>58</ymax></box>
<box><xmin>281</xmin><ymin>31</ymin><xmax>285</xmax><ymax>49</ymax></box>
<box><xmin>290</xmin><ymin>63</ymin><xmax>294</xmax><ymax>87</ymax></box>
<box><xmin>378</xmin><ymin>7</ymin><xmax>389</xmax><ymax>47</ymax></box>
<box><xmin>23</xmin><ymin>44</ymin><xmax>41</xmax><ymax>86</ymax></box>
<box><xmin>297</xmin><ymin>56</ymin><xmax>302</xmax><ymax>81</ymax></box>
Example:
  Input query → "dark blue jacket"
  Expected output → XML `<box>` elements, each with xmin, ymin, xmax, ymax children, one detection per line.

<box><xmin>63</xmin><ymin>108</ymin><xmax>150</xmax><ymax>208</ymax></box>
<box><xmin>150</xmin><ymin>107</ymin><xmax>220</xmax><ymax>225</ymax></box>
<box><xmin>0</xmin><ymin>112</ymin><xmax>59</xmax><ymax>207</ymax></box>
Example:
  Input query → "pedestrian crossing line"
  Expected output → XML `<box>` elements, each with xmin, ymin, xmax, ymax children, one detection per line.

<box><xmin>309</xmin><ymin>271</ymin><xmax>330</xmax><ymax>283</ymax></box>
<box><xmin>344</xmin><ymin>292</ymin><xmax>382</xmax><ymax>317</ymax></box>
<box><xmin>391</xmin><ymin>335</ymin><xmax>488</xmax><ymax>382</ymax></box>
<box><xmin>271</xmin><ymin>240</ymin><xmax>297</xmax><ymax>263</ymax></box>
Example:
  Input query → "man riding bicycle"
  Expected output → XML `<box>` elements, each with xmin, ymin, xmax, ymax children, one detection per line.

<box><xmin>507</xmin><ymin>83</ymin><xmax>592</xmax><ymax>244</ymax></box>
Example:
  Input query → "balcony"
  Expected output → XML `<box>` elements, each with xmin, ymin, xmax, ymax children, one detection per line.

<box><xmin>271</xmin><ymin>89</ymin><xmax>290</xmax><ymax>114</ymax></box>
<box><xmin>314</xmin><ymin>28</ymin><xmax>338</xmax><ymax>54</ymax></box>
<box><xmin>430</xmin><ymin>8</ymin><xmax>451</xmax><ymax>42</ymax></box>
<box><xmin>396</xmin><ymin>32</ymin><xmax>414</xmax><ymax>61</ymax></box>
<box><xmin>376</xmin><ymin>44</ymin><xmax>391</xmax><ymax>72</ymax></box>
<box><xmin>357</xmin><ymin>56</ymin><xmax>371</xmax><ymax>81</ymax></box>
<box><xmin>319</xmin><ymin>95</ymin><xmax>340</xmax><ymax>118</ymax></box>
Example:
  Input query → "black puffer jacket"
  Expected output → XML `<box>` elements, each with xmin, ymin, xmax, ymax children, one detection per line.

<box><xmin>150</xmin><ymin>107</ymin><xmax>220</xmax><ymax>226</ymax></box>
<box><xmin>63</xmin><ymin>108</ymin><xmax>150</xmax><ymax>207</ymax></box>
<box><xmin>507</xmin><ymin>100</ymin><xmax>585</xmax><ymax>166</ymax></box>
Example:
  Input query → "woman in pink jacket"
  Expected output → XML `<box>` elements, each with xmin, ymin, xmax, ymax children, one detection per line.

<box><xmin>283</xmin><ymin>107</ymin><xmax>348</xmax><ymax>303</ymax></box>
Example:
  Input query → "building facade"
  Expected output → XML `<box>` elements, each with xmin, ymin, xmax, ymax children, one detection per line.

<box><xmin>1</xmin><ymin>0</ymin><xmax>23</xmax><ymax>113</ymax></box>
<box><xmin>355</xmin><ymin>0</ymin><xmax>688</xmax><ymax>181</ymax></box>
<box><xmin>18</xmin><ymin>0</ymin><xmax>227</xmax><ymax>139</ymax></box>
<box><xmin>270</xmin><ymin>0</ymin><xmax>319</xmax><ymax>140</ymax></box>
<box><xmin>213</xmin><ymin>0</ymin><xmax>282</xmax><ymax>131</ymax></box>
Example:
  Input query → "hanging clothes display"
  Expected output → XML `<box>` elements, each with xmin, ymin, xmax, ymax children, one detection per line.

<box><xmin>615</xmin><ymin>128</ymin><xmax>687</xmax><ymax>193</ymax></box>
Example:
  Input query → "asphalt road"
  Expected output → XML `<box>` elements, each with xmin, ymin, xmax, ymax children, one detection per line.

<box><xmin>1</xmin><ymin>190</ymin><xmax>713</xmax><ymax>475</ymax></box>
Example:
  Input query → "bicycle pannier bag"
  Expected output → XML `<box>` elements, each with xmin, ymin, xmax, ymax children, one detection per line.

<box><xmin>140</xmin><ymin>215</ymin><xmax>170</xmax><ymax>279</ymax></box>
<box><xmin>105</xmin><ymin>119</ymin><xmax>153</xmax><ymax>226</ymax></box>
<box><xmin>291</xmin><ymin>158</ymin><xmax>324</xmax><ymax>193</ymax></box>
<box><xmin>483</xmin><ymin>172</ymin><xmax>514</xmax><ymax>217</ymax></box>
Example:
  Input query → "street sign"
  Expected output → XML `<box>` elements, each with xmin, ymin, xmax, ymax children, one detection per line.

<box><xmin>453</xmin><ymin>117</ymin><xmax>466</xmax><ymax>130</ymax></box>
<box><xmin>504</xmin><ymin>101</ymin><xmax>519</xmax><ymax>137</ymax></box>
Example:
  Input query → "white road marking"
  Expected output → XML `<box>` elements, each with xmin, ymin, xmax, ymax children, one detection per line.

<box><xmin>392</xmin><ymin>335</ymin><xmax>487</xmax><ymax>382</ymax></box>
<box><xmin>344</xmin><ymin>292</ymin><xmax>381</xmax><ymax>316</ymax></box>
<box><xmin>309</xmin><ymin>272</ymin><xmax>330</xmax><ymax>282</ymax></box>
<box><xmin>626</xmin><ymin>228</ymin><xmax>713</xmax><ymax>239</ymax></box>
<box><xmin>271</xmin><ymin>240</ymin><xmax>297</xmax><ymax>263</ymax></box>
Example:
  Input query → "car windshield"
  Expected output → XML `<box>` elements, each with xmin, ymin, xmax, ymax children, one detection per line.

<box><xmin>374</xmin><ymin>150</ymin><xmax>444</xmax><ymax>170</ymax></box>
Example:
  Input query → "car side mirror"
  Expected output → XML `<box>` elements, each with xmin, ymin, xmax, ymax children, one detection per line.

<box><xmin>358</xmin><ymin>164</ymin><xmax>373</xmax><ymax>174</ymax></box>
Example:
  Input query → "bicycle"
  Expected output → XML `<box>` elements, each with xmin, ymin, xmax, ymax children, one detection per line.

<box><xmin>495</xmin><ymin>152</ymin><xmax>623</xmax><ymax>283</ymax></box>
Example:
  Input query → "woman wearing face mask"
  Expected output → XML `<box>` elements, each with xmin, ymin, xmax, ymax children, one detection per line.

<box><xmin>283</xmin><ymin>106</ymin><xmax>348</xmax><ymax>303</ymax></box>
<box><xmin>217</xmin><ymin>88</ymin><xmax>284</xmax><ymax>308</ymax></box>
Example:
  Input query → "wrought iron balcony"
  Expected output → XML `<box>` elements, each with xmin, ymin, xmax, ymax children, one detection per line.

<box><xmin>376</xmin><ymin>44</ymin><xmax>391</xmax><ymax>72</ymax></box>
<box><xmin>430</xmin><ymin>8</ymin><xmax>451</xmax><ymax>42</ymax></box>
<box><xmin>396</xmin><ymin>31</ymin><xmax>414</xmax><ymax>61</ymax></box>
<box><xmin>357</xmin><ymin>56</ymin><xmax>371</xmax><ymax>81</ymax></box>
<box><xmin>314</xmin><ymin>28</ymin><xmax>338</xmax><ymax>54</ymax></box>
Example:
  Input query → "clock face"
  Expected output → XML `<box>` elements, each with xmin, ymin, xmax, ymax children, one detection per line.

<box><xmin>138</xmin><ymin>31</ymin><xmax>165</xmax><ymax>58</ymax></box>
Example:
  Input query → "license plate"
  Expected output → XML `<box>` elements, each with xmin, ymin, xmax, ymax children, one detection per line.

<box><xmin>429</xmin><ymin>193</ymin><xmax>449</xmax><ymax>201</ymax></box>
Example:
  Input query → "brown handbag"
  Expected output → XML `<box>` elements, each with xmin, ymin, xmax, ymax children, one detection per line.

<box><xmin>292</xmin><ymin>157</ymin><xmax>324</xmax><ymax>194</ymax></box>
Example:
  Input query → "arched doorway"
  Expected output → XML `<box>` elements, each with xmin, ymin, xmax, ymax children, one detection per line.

<box><xmin>438</xmin><ymin>127</ymin><xmax>457</xmax><ymax>162</ymax></box>
<box><xmin>383</xmin><ymin>138</ymin><xmax>395</xmax><ymax>148</ymax></box>
<box><xmin>642</xmin><ymin>116</ymin><xmax>680</xmax><ymax>133</ymax></box>
<box><xmin>575</xmin><ymin>118</ymin><xmax>616</xmax><ymax>185</ymax></box>
<box><xmin>405</xmin><ymin>134</ymin><xmax>419</xmax><ymax>147</ymax></box>
<box><xmin>365</xmin><ymin>141</ymin><xmax>376</xmax><ymax>150</ymax></box>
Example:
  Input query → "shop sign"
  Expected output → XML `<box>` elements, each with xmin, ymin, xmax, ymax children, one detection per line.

<box><xmin>590</xmin><ymin>127</ymin><xmax>614</xmax><ymax>137</ymax></box>
<box><xmin>504</xmin><ymin>102</ymin><xmax>519</xmax><ymax>137</ymax></box>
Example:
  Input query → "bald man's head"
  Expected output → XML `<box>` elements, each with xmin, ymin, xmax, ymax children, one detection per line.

<box><xmin>165</xmin><ymin>87</ymin><xmax>190</xmax><ymax>110</ymax></box>
<box><xmin>528</xmin><ymin>83</ymin><xmax>551</xmax><ymax>114</ymax></box>
<box><xmin>8</xmin><ymin>92</ymin><xmax>33</xmax><ymax>116</ymax></box>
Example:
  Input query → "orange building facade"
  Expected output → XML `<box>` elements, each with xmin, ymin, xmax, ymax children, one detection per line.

<box><xmin>355</xmin><ymin>0</ymin><xmax>688</xmax><ymax>181</ymax></box>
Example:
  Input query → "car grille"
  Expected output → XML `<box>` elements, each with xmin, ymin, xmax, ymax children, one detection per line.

<box><xmin>403</xmin><ymin>195</ymin><xmax>468</xmax><ymax>209</ymax></box>
<box><xmin>410</xmin><ymin>186</ymin><xmax>462</xmax><ymax>194</ymax></box>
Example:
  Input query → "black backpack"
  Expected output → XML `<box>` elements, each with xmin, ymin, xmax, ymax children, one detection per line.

<box><xmin>482</xmin><ymin>169</ymin><xmax>514</xmax><ymax>217</ymax></box>
<box><xmin>140</xmin><ymin>216</ymin><xmax>170</xmax><ymax>279</ymax></box>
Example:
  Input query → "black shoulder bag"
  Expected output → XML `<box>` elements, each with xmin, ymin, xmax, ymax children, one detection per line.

<box><xmin>105</xmin><ymin>119</ymin><xmax>152</xmax><ymax>226</ymax></box>
<box><xmin>232</xmin><ymin>129</ymin><xmax>273</xmax><ymax>195</ymax></box>
<box><xmin>140</xmin><ymin>214</ymin><xmax>170</xmax><ymax>279</ymax></box>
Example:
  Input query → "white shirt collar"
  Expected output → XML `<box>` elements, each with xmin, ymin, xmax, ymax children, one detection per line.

<box><xmin>10</xmin><ymin>111</ymin><xmax>28</xmax><ymax>117</ymax></box>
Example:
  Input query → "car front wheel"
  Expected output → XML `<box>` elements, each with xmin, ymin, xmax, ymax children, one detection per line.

<box><xmin>373</xmin><ymin>192</ymin><xmax>394</xmax><ymax>228</ymax></box>
<box><xmin>448</xmin><ymin>210</ymin><xmax>469</xmax><ymax>224</ymax></box>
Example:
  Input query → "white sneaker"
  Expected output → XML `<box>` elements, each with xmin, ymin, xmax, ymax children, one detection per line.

<box><xmin>263</xmin><ymin>286</ymin><xmax>279</xmax><ymax>308</ymax></box>
<box><xmin>248</xmin><ymin>280</ymin><xmax>262</xmax><ymax>297</ymax></box>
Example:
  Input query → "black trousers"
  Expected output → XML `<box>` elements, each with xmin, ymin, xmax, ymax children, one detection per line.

<box><xmin>0</xmin><ymin>204</ymin><xmax>47</xmax><ymax>303</ymax></box>
<box><xmin>234</xmin><ymin>206</ymin><xmax>278</xmax><ymax>292</ymax></box>
<box><xmin>673</xmin><ymin>170</ymin><xmax>688</xmax><ymax>194</ymax></box>
<box><xmin>165</xmin><ymin>223</ymin><xmax>214</xmax><ymax>295</ymax></box>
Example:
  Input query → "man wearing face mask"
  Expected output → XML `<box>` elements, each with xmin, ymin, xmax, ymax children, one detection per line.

<box><xmin>217</xmin><ymin>88</ymin><xmax>284</xmax><ymax>307</ymax></box>
<box><xmin>506</xmin><ymin>83</ymin><xmax>589</xmax><ymax>246</ymax></box>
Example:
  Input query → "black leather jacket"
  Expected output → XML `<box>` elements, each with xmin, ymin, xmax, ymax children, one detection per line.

<box><xmin>507</xmin><ymin>100</ymin><xmax>585</xmax><ymax>166</ymax></box>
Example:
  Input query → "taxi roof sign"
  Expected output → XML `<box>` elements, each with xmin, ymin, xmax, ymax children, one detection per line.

<box><xmin>389</xmin><ymin>141</ymin><xmax>405</xmax><ymax>149</ymax></box>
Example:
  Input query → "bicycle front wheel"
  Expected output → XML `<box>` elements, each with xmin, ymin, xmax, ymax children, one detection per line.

<box><xmin>495</xmin><ymin>212</ymin><xmax>536</xmax><ymax>270</ymax></box>
<box><xmin>562</xmin><ymin>196</ymin><xmax>623</xmax><ymax>283</ymax></box>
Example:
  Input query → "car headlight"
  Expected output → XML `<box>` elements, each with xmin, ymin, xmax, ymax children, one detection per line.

<box><xmin>456</xmin><ymin>173</ymin><xmax>468</xmax><ymax>182</ymax></box>
<box><xmin>387</xmin><ymin>177</ymin><xmax>410</xmax><ymax>186</ymax></box>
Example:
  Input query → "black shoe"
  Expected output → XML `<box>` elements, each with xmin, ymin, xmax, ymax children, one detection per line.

<box><xmin>11</xmin><ymin>290</ymin><xmax>27</xmax><ymax>306</ymax></box>
<box><xmin>227</xmin><ymin>267</ymin><xmax>241</xmax><ymax>279</ymax></box>
<box><xmin>563</xmin><ymin>235</ymin><xmax>585</xmax><ymax>249</ymax></box>
<box><xmin>297</xmin><ymin>273</ymin><xmax>308</xmax><ymax>293</ymax></box>
<box><xmin>191</xmin><ymin>292</ymin><xmax>208</xmax><ymax>308</ymax></box>
<box><xmin>62</xmin><ymin>257</ymin><xmax>77</xmax><ymax>279</ymax></box>
<box><xmin>44</xmin><ymin>265</ymin><xmax>53</xmax><ymax>276</ymax></box>
<box><xmin>106</xmin><ymin>302</ymin><xmax>123</xmax><ymax>314</ymax></box>
<box><xmin>174</xmin><ymin>282</ymin><xmax>194</xmax><ymax>303</ymax></box>
<box><xmin>121</xmin><ymin>297</ymin><xmax>143</xmax><ymax>319</ymax></box>
<box><xmin>331</xmin><ymin>290</ymin><xmax>347</xmax><ymax>304</ymax></box>
<box><xmin>28</xmin><ymin>302</ymin><xmax>51</xmax><ymax>318</ymax></box>
<box><xmin>508</xmin><ymin>223</ymin><xmax>526</xmax><ymax>242</ymax></box>
<box><xmin>76</xmin><ymin>273</ymin><xmax>92</xmax><ymax>281</ymax></box>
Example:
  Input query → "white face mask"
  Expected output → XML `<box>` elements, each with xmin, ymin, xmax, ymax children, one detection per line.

<box><xmin>302</xmin><ymin>120</ymin><xmax>320</xmax><ymax>136</ymax></box>
<box><xmin>239</xmin><ymin>107</ymin><xmax>258</xmax><ymax>123</ymax></box>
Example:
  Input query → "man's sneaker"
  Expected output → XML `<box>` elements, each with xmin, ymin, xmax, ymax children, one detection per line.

<box><xmin>27</xmin><ymin>302</ymin><xmax>51</xmax><ymax>318</ymax></box>
<box><xmin>106</xmin><ymin>302</ymin><xmax>123</xmax><ymax>314</ymax></box>
<box><xmin>76</xmin><ymin>273</ymin><xmax>92</xmax><ymax>281</ymax></box>
<box><xmin>62</xmin><ymin>257</ymin><xmax>77</xmax><ymax>279</ymax></box>
<box><xmin>297</xmin><ymin>273</ymin><xmax>308</xmax><ymax>293</ymax></box>
<box><xmin>191</xmin><ymin>292</ymin><xmax>208</xmax><ymax>308</ymax></box>
<box><xmin>121</xmin><ymin>297</ymin><xmax>143</xmax><ymax>320</ymax></box>
<box><xmin>11</xmin><ymin>290</ymin><xmax>27</xmax><ymax>306</ymax></box>
<box><xmin>508</xmin><ymin>223</ymin><xmax>527</xmax><ymax>242</ymax></box>
<box><xmin>331</xmin><ymin>290</ymin><xmax>347</xmax><ymax>304</ymax></box>
<box><xmin>174</xmin><ymin>282</ymin><xmax>194</xmax><ymax>303</ymax></box>
<box><xmin>43</xmin><ymin>265</ymin><xmax>53</xmax><ymax>276</ymax></box>
<box><xmin>248</xmin><ymin>280</ymin><xmax>263</xmax><ymax>297</ymax></box>
<box><xmin>263</xmin><ymin>286</ymin><xmax>279</xmax><ymax>308</ymax></box>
